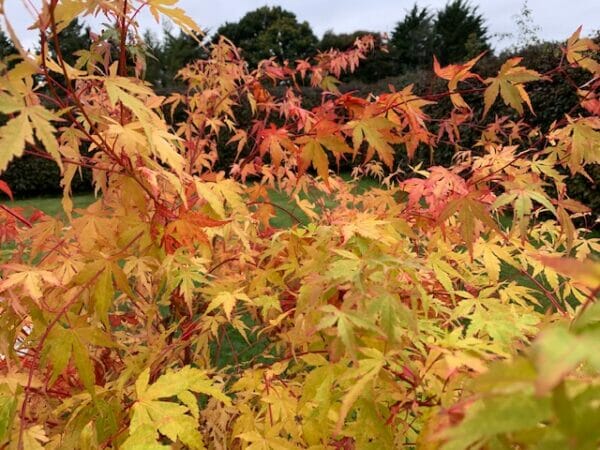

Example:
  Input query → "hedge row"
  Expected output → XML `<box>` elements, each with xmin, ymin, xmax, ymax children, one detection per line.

<box><xmin>2</xmin><ymin>155</ymin><xmax>93</xmax><ymax>199</ymax></box>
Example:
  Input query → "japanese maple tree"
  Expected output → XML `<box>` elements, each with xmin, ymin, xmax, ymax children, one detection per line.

<box><xmin>0</xmin><ymin>1</ymin><xmax>599</xmax><ymax>449</ymax></box>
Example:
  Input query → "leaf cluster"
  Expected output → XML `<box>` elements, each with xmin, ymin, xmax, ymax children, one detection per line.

<box><xmin>0</xmin><ymin>2</ymin><xmax>598</xmax><ymax>449</ymax></box>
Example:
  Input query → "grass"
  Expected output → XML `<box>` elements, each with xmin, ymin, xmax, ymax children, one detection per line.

<box><xmin>268</xmin><ymin>176</ymin><xmax>380</xmax><ymax>228</ymax></box>
<box><xmin>7</xmin><ymin>194</ymin><xmax>97</xmax><ymax>218</ymax></box>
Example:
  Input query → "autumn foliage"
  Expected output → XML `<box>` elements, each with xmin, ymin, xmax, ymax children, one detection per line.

<box><xmin>0</xmin><ymin>1</ymin><xmax>599</xmax><ymax>449</ymax></box>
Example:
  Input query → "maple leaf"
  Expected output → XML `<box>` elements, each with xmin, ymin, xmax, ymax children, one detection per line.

<box><xmin>226</xmin><ymin>129</ymin><xmax>249</xmax><ymax>161</ymax></box>
<box><xmin>147</xmin><ymin>0</ymin><xmax>202</xmax><ymax>37</ymax></box>
<box><xmin>475</xmin><ymin>240</ymin><xmax>518</xmax><ymax>284</ymax></box>
<box><xmin>433</xmin><ymin>53</ymin><xmax>484</xmax><ymax>110</ymax></box>
<box><xmin>558</xmin><ymin>116</ymin><xmax>600</xmax><ymax>174</ymax></box>
<box><xmin>493</xmin><ymin>188</ymin><xmax>556</xmax><ymax>239</ymax></box>
<box><xmin>162</xmin><ymin>252</ymin><xmax>209</xmax><ymax>313</ymax></box>
<box><xmin>297</xmin><ymin>120</ymin><xmax>351</xmax><ymax>179</ymax></box>
<box><xmin>163</xmin><ymin>211</ymin><xmax>229</xmax><ymax>252</ymax></box>
<box><xmin>121</xmin><ymin>424</ymin><xmax>168</xmax><ymax>450</ymax></box>
<box><xmin>195</xmin><ymin>181</ymin><xmax>227</xmax><ymax>218</ymax></box>
<box><xmin>123</xmin><ymin>366</ymin><xmax>229</xmax><ymax>449</ymax></box>
<box><xmin>0</xmin><ymin>92</ymin><xmax>23</xmax><ymax>115</ymax></box>
<box><xmin>92</xmin><ymin>267</ymin><xmax>114</xmax><ymax>327</ymax></box>
<box><xmin>0</xmin><ymin>390</ymin><xmax>16</xmax><ymax>443</ymax></box>
<box><xmin>564</xmin><ymin>26</ymin><xmax>600</xmax><ymax>74</ymax></box>
<box><xmin>51</xmin><ymin>0</ymin><xmax>88</xmax><ymax>32</ymax></box>
<box><xmin>20</xmin><ymin>426</ymin><xmax>49</xmax><ymax>450</ymax></box>
<box><xmin>439</xmin><ymin>393</ymin><xmax>550</xmax><ymax>450</ymax></box>
<box><xmin>258</xmin><ymin>125</ymin><xmax>297</xmax><ymax>169</ymax></box>
<box><xmin>205</xmin><ymin>290</ymin><xmax>251</xmax><ymax>320</ymax></box>
<box><xmin>430</xmin><ymin>254</ymin><xmax>462</xmax><ymax>295</ymax></box>
<box><xmin>536</xmin><ymin>256</ymin><xmax>600</xmax><ymax>291</ymax></box>
<box><xmin>348</xmin><ymin>116</ymin><xmax>397</xmax><ymax>168</ymax></box>
<box><xmin>297</xmin><ymin>138</ymin><xmax>330</xmax><ymax>181</ymax></box>
<box><xmin>579</xmin><ymin>84</ymin><xmax>600</xmax><ymax>115</ymax></box>
<box><xmin>439</xmin><ymin>195</ymin><xmax>501</xmax><ymax>258</ymax></box>
<box><xmin>74</xmin><ymin>260</ymin><xmax>135</xmax><ymax>327</ymax></box>
<box><xmin>532</xmin><ymin>324</ymin><xmax>600</xmax><ymax>394</ymax></box>
<box><xmin>402</xmin><ymin>166</ymin><xmax>470</xmax><ymax>218</ymax></box>
<box><xmin>0</xmin><ymin>180</ymin><xmax>13</xmax><ymax>200</ymax></box>
<box><xmin>238</xmin><ymin>428</ymin><xmax>297</xmax><ymax>450</ymax></box>
<box><xmin>104</xmin><ymin>77</ymin><xmax>186</xmax><ymax>175</ymax></box>
<box><xmin>43</xmin><ymin>326</ymin><xmax>99</xmax><ymax>393</ymax></box>
<box><xmin>483</xmin><ymin>58</ymin><xmax>542</xmax><ymax>117</ymax></box>
<box><xmin>335</xmin><ymin>350</ymin><xmax>385</xmax><ymax>434</ymax></box>
<box><xmin>25</xmin><ymin>106</ymin><xmax>64</xmax><ymax>171</ymax></box>
<box><xmin>317</xmin><ymin>305</ymin><xmax>380</xmax><ymax>357</ymax></box>
<box><xmin>0</xmin><ymin>264</ymin><xmax>59</xmax><ymax>303</ymax></box>
<box><xmin>380</xmin><ymin>85</ymin><xmax>435</xmax><ymax>159</ymax></box>
<box><xmin>0</xmin><ymin>113</ymin><xmax>33</xmax><ymax>173</ymax></box>
<box><xmin>320</xmin><ymin>75</ymin><xmax>341</xmax><ymax>94</ymax></box>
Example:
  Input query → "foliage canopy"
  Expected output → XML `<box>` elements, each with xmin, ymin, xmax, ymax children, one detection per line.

<box><xmin>0</xmin><ymin>1</ymin><xmax>599</xmax><ymax>449</ymax></box>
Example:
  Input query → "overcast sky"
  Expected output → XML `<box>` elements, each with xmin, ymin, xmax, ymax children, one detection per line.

<box><xmin>4</xmin><ymin>0</ymin><xmax>600</xmax><ymax>52</ymax></box>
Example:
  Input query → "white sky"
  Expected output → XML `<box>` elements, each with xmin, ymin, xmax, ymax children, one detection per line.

<box><xmin>3</xmin><ymin>0</ymin><xmax>599</xmax><ymax>52</ymax></box>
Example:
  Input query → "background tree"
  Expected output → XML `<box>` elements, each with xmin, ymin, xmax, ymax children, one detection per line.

<box><xmin>142</xmin><ymin>30</ymin><xmax>163</xmax><ymax>86</ymax></box>
<box><xmin>143</xmin><ymin>28</ymin><xmax>206</xmax><ymax>89</ymax></box>
<box><xmin>390</xmin><ymin>4</ymin><xmax>434</xmax><ymax>71</ymax></box>
<box><xmin>0</xmin><ymin>27</ymin><xmax>15</xmax><ymax>60</ymax></box>
<box><xmin>319</xmin><ymin>30</ymin><xmax>370</xmax><ymax>52</ymax></box>
<box><xmin>215</xmin><ymin>6</ymin><xmax>318</xmax><ymax>66</ymax></box>
<box><xmin>433</xmin><ymin>0</ymin><xmax>489</xmax><ymax>64</ymax></box>
<box><xmin>512</xmin><ymin>0</ymin><xmax>542</xmax><ymax>50</ymax></box>
<box><xmin>56</xmin><ymin>18</ymin><xmax>91</xmax><ymax>66</ymax></box>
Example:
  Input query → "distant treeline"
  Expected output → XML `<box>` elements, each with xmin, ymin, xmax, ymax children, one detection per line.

<box><xmin>147</xmin><ymin>1</ymin><xmax>492</xmax><ymax>87</ymax></box>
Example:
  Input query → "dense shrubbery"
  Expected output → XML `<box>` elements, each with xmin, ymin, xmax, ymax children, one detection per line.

<box><xmin>0</xmin><ymin>2</ymin><xmax>599</xmax><ymax>450</ymax></box>
<box><xmin>1</xmin><ymin>155</ymin><xmax>92</xmax><ymax>198</ymax></box>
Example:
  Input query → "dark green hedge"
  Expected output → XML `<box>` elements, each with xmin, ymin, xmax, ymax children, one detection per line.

<box><xmin>1</xmin><ymin>155</ymin><xmax>93</xmax><ymax>199</ymax></box>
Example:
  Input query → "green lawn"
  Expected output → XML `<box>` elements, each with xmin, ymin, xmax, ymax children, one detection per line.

<box><xmin>268</xmin><ymin>176</ymin><xmax>381</xmax><ymax>228</ymax></box>
<box><xmin>6</xmin><ymin>194</ymin><xmax>98</xmax><ymax>218</ymax></box>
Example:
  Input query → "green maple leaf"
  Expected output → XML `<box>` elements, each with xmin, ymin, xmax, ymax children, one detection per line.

<box><xmin>440</xmin><ymin>393</ymin><xmax>551</xmax><ymax>450</ymax></box>
<box><xmin>532</xmin><ymin>326</ymin><xmax>600</xmax><ymax>394</ymax></box>
<box><xmin>123</xmin><ymin>366</ymin><xmax>230</xmax><ymax>450</ymax></box>
<box><xmin>0</xmin><ymin>388</ymin><xmax>16</xmax><ymax>443</ymax></box>
<box><xmin>43</xmin><ymin>326</ymin><xmax>96</xmax><ymax>394</ymax></box>
<box><xmin>335</xmin><ymin>350</ymin><xmax>385</xmax><ymax>434</ymax></box>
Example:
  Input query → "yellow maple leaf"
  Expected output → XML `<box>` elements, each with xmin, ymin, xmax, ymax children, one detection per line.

<box><xmin>483</xmin><ymin>57</ymin><xmax>542</xmax><ymax>117</ymax></box>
